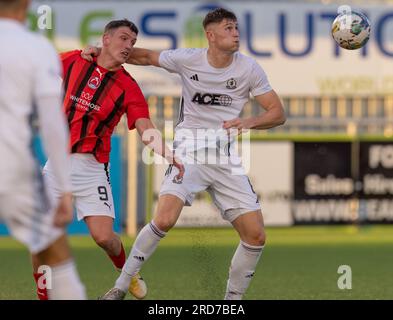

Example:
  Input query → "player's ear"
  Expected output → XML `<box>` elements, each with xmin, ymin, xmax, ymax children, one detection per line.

<box><xmin>205</xmin><ymin>28</ymin><xmax>214</xmax><ymax>42</ymax></box>
<box><xmin>102</xmin><ymin>32</ymin><xmax>111</xmax><ymax>47</ymax></box>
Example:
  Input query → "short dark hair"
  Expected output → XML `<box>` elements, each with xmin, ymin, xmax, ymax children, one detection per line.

<box><xmin>203</xmin><ymin>8</ymin><xmax>237</xmax><ymax>29</ymax></box>
<box><xmin>104</xmin><ymin>19</ymin><xmax>139</xmax><ymax>35</ymax></box>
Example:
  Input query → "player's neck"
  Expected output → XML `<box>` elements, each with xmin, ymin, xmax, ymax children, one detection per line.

<box><xmin>0</xmin><ymin>12</ymin><xmax>26</xmax><ymax>23</ymax></box>
<box><xmin>207</xmin><ymin>48</ymin><xmax>234</xmax><ymax>69</ymax></box>
<box><xmin>96</xmin><ymin>52</ymin><xmax>122</xmax><ymax>71</ymax></box>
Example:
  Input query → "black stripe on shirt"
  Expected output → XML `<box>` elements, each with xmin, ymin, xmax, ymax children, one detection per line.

<box><xmin>78</xmin><ymin>72</ymin><xmax>115</xmax><ymax>145</ymax></box>
<box><xmin>67</xmin><ymin>63</ymin><xmax>96</xmax><ymax>125</ymax></box>
<box><xmin>175</xmin><ymin>96</ymin><xmax>184</xmax><ymax>127</ymax></box>
<box><xmin>94</xmin><ymin>91</ymin><xmax>125</xmax><ymax>137</ymax></box>
<box><xmin>63</xmin><ymin>60</ymin><xmax>75</xmax><ymax>97</ymax></box>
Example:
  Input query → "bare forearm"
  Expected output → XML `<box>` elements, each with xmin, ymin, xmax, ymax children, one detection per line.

<box><xmin>136</xmin><ymin>119</ymin><xmax>174</xmax><ymax>162</ymax></box>
<box><xmin>244</xmin><ymin>107</ymin><xmax>286</xmax><ymax>130</ymax></box>
<box><xmin>143</xmin><ymin>135</ymin><xmax>173</xmax><ymax>162</ymax></box>
<box><xmin>127</xmin><ymin>47</ymin><xmax>159</xmax><ymax>66</ymax></box>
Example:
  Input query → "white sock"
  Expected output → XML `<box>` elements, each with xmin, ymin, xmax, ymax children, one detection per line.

<box><xmin>47</xmin><ymin>260</ymin><xmax>86</xmax><ymax>300</ymax></box>
<box><xmin>224</xmin><ymin>241</ymin><xmax>264</xmax><ymax>300</ymax></box>
<box><xmin>115</xmin><ymin>221</ymin><xmax>166</xmax><ymax>292</ymax></box>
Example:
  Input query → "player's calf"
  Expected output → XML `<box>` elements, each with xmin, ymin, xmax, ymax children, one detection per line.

<box><xmin>114</xmin><ymin>221</ymin><xmax>166</xmax><ymax>293</ymax></box>
<box><xmin>108</xmin><ymin>242</ymin><xmax>126</xmax><ymax>271</ymax></box>
<box><xmin>224</xmin><ymin>240</ymin><xmax>265</xmax><ymax>300</ymax></box>
<box><xmin>93</xmin><ymin>234</ymin><xmax>127</xmax><ymax>270</ymax></box>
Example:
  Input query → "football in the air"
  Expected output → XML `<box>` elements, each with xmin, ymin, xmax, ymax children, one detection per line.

<box><xmin>331</xmin><ymin>10</ymin><xmax>371</xmax><ymax>50</ymax></box>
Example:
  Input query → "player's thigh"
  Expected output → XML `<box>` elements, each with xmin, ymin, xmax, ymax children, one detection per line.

<box><xmin>210</xmin><ymin>171</ymin><xmax>260</xmax><ymax>221</ymax></box>
<box><xmin>0</xmin><ymin>182</ymin><xmax>64</xmax><ymax>255</ymax></box>
<box><xmin>159</xmin><ymin>163</ymin><xmax>211</xmax><ymax>207</ymax></box>
<box><xmin>84</xmin><ymin>215</ymin><xmax>115</xmax><ymax>240</ymax></box>
<box><xmin>72</xmin><ymin>157</ymin><xmax>115</xmax><ymax>221</ymax></box>
<box><xmin>155</xmin><ymin>163</ymin><xmax>212</xmax><ymax>231</ymax></box>
<box><xmin>34</xmin><ymin>234</ymin><xmax>72</xmax><ymax>266</ymax></box>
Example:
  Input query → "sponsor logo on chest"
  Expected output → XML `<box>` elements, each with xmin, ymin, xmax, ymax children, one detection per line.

<box><xmin>191</xmin><ymin>92</ymin><xmax>232</xmax><ymax>107</ymax></box>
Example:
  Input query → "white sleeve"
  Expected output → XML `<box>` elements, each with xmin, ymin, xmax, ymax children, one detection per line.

<box><xmin>249</xmin><ymin>60</ymin><xmax>272</xmax><ymax>97</ymax></box>
<box><xmin>159</xmin><ymin>48</ymin><xmax>195</xmax><ymax>74</ymax></box>
<box><xmin>34</xmin><ymin>38</ymin><xmax>63</xmax><ymax>96</ymax></box>
<box><xmin>33</xmin><ymin>40</ymin><xmax>71</xmax><ymax>192</ymax></box>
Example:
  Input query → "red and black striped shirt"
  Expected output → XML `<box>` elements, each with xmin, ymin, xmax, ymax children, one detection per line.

<box><xmin>60</xmin><ymin>50</ymin><xmax>149</xmax><ymax>163</ymax></box>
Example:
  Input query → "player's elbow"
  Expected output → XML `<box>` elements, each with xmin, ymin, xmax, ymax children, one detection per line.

<box><xmin>135</xmin><ymin>118</ymin><xmax>153</xmax><ymax>133</ymax></box>
<box><xmin>277</xmin><ymin>113</ymin><xmax>286</xmax><ymax>126</ymax></box>
<box><xmin>275</xmin><ymin>109</ymin><xmax>286</xmax><ymax>126</ymax></box>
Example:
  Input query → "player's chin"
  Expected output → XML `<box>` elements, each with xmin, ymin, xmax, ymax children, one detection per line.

<box><xmin>231</xmin><ymin>43</ymin><xmax>240</xmax><ymax>52</ymax></box>
<box><xmin>117</xmin><ymin>56</ymin><xmax>128</xmax><ymax>64</ymax></box>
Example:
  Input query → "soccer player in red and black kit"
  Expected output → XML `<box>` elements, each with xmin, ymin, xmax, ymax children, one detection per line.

<box><xmin>33</xmin><ymin>19</ymin><xmax>184</xmax><ymax>300</ymax></box>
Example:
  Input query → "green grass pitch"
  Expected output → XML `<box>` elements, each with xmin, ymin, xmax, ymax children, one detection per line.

<box><xmin>1</xmin><ymin>226</ymin><xmax>393</xmax><ymax>300</ymax></box>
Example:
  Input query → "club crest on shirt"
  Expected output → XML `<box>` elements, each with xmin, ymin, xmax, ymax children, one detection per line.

<box><xmin>226</xmin><ymin>78</ymin><xmax>237</xmax><ymax>89</ymax></box>
<box><xmin>172</xmin><ymin>176</ymin><xmax>183</xmax><ymax>184</ymax></box>
<box><xmin>88</xmin><ymin>76</ymin><xmax>101</xmax><ymax>90</ymax></box>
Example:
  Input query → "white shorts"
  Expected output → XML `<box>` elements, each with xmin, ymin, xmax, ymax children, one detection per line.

<box><xmin>159</xmin><ymin>163</ymin><xmax>261</xmax><ymax>222</ymax></box>
<box><xmin>0</xmin><ymin>168</ymin><xmax>63</xmax><ymax>254</ymax></box>
<box><xmin>43</xmin><ymin>154</ymin><xmax>115</xmax><ymax>221</ymax></box>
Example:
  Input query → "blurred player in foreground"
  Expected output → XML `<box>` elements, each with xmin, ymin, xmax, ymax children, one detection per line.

<box><xmin>0</xmin><ymin>0</ymin><xmax>86</xmax><ymax>299</ymax></box>
<box><xmin>42</xmin><ymin>19</ymin><xmax>184</xmax><ymax>300</ymax></box>
<box><xmin>84</xmin><ymin>8</ymin><xmax>285</xmax><ymax>300</ymax></box>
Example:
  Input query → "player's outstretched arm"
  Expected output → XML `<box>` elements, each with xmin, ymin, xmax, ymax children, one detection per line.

<box><xmin>126</xmin><ymin>47</ymin><xmax>161</xmax><ymax>67</ymax></box>
<box><xmin>223</xmin><ymin>90</ymin><xmax>286</xmax><ymax>132</ymax></box>
<box><xmin>135</xmin><ymin>118</ymin><xmax>184</xmax><ymax>179</ymax></box>
<box><xmin>81</xmin><ymin>46</ymin><xmax>161</xmax><ymax>67</ymax></box>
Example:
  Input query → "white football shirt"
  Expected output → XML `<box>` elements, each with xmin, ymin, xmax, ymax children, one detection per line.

<box><xmin>159</xmin><ymin>48</ymin><xmax>271</xmax><ymax>128</ymax></box>
<box><xmin>0</xmin><ymin>19</ymin><xmax>69</xmax><ymax>193</ymax></box>
<box><xmin>159</xmin><ymin>48</ymin><xmax>272</xmax><ymax>153</ymax></box>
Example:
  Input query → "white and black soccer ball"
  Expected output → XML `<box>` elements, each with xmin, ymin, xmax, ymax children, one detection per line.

<box><xmin>331</xmin><ymin>11</ymin><xmax>371</xmax><ymax>50</ymax></box>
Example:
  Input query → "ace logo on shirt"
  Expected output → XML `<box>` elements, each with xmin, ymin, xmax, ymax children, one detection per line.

<box><xmin>191</xmin><ymin>92</ymin><xmax>232</xmax><ymax>107</ymax></box>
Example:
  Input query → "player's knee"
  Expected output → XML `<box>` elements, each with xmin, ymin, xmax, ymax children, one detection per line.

<box><xmin>92</xmin><ymin>233</ymin><xmax>115</xmax><ymax>250</ymax></box>
<box><xmin>245</xmin><ymin>230</ymin><xmax>266</xmax><ymax>246</ymax></box>
<box><xmin>257</xmin><ymin>231</ymin><xmax>266</xmax><ymax>246</ymax></box>
<box><xmin>153</xmin><ymin>217</ymin><xmax>176</xmax><ymax>232</ymax></box>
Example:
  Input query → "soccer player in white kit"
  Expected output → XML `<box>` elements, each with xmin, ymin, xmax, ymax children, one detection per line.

<box><xmin>0</xmin><ymin>0</ymin><xmax>86</xmax><ymax>299</ymax></box>
<box><xmin>90</xmin><ymin>8</ymin><xmax>285</xmax><ymax>300</ymax></box>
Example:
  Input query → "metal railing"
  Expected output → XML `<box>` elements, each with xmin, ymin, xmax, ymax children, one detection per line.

<box><xmin>114</xmin><ymin>95</ymin><xmax>393</xmax><ymax>136</ymax></box>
